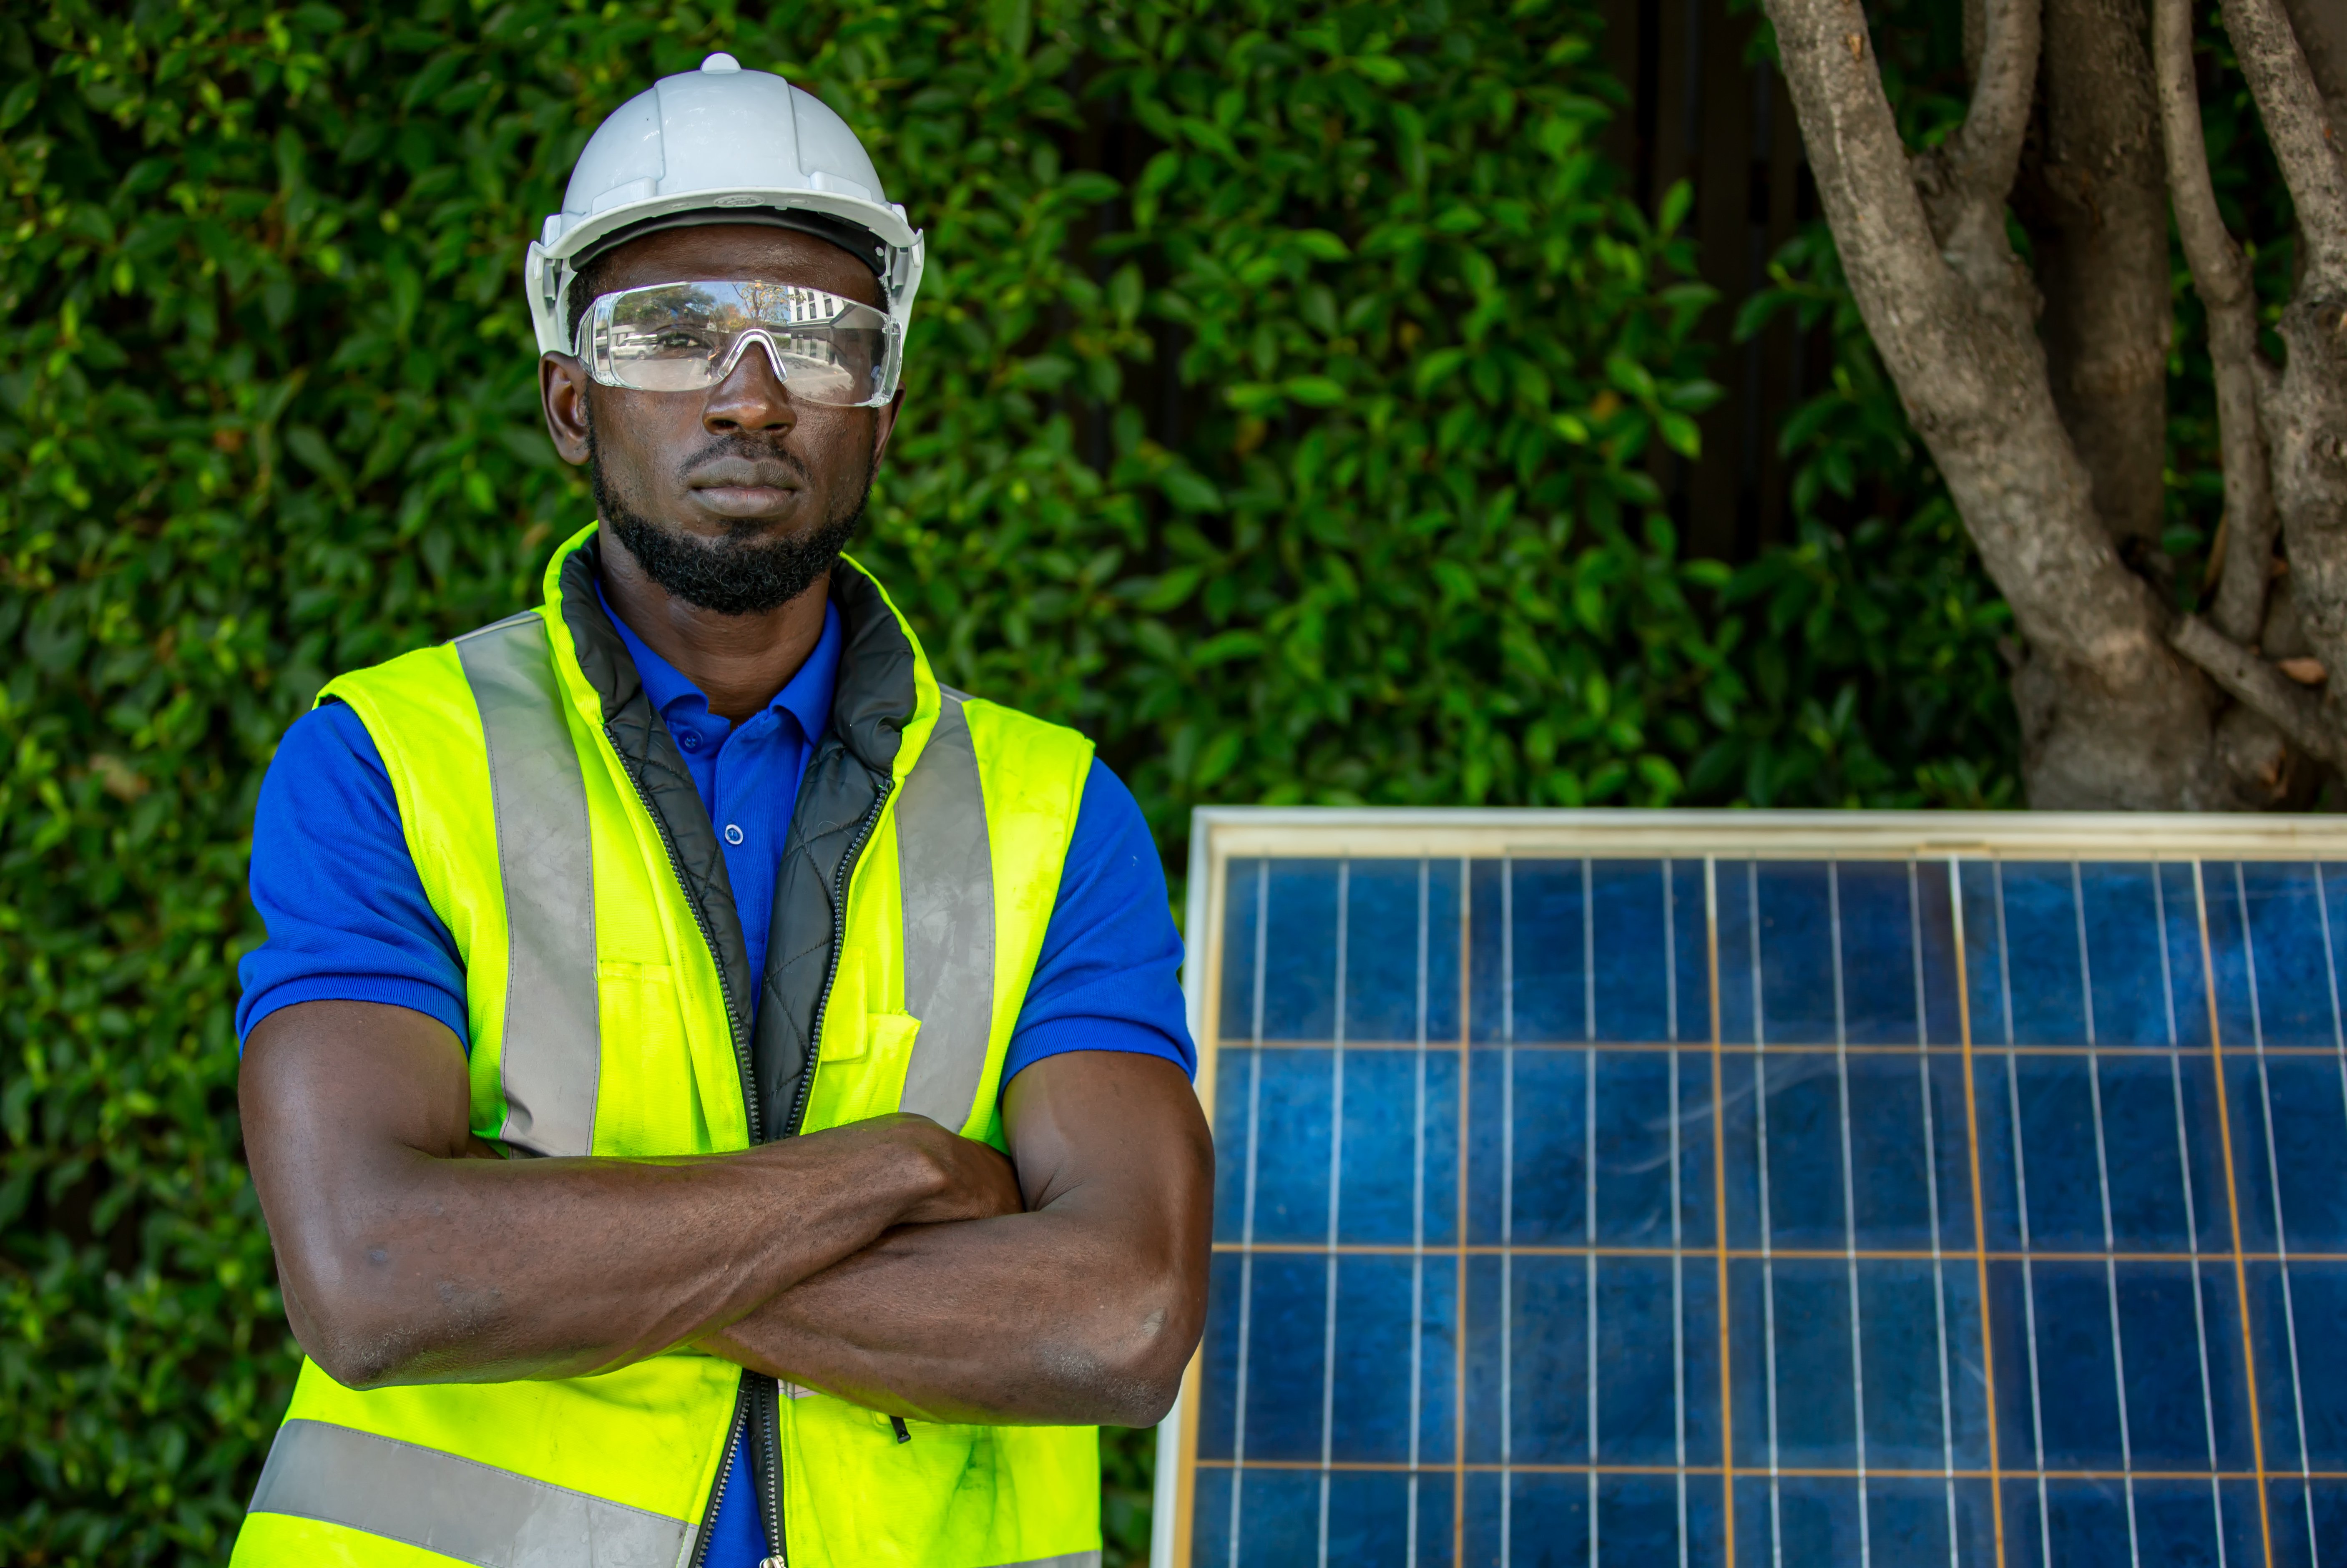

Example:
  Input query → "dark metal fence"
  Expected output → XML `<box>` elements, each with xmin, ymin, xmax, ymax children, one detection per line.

<box><xmin>1601</xmin><ymin>0</ymin><xmax>1827</xmax><ymax>563</ymax></box>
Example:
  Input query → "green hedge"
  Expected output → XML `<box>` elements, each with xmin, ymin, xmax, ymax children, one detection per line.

<box><xmin>0</xmin><ymin>1</ymin><xmax>2011</xmax><ymax>1560</ymax></box>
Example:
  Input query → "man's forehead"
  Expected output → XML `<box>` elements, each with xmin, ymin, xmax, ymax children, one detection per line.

<box><xmin>594</xmin><ymin>224</ymin><xmax>880</xmax><ymax>306</ymax></box>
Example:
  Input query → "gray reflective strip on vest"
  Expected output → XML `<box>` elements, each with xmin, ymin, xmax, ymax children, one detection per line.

<box><xmin>248</xmin><ymin>1418</ymin><xmax>694</xmax><ymax>1568</ymax></box>
<box><xmin>986</xmin><ymin>1555</ymin><xmax>1101</xmax><ymax>1568</ymax></box>
<box><xmin>895</xmin><ymin>691</ymin><xmax>996</xmax><ymax>1131</ymax></box>
<box><xmin>455</xmin><ymin>613</ymin><xmax>601</xmax><ymax>1158</ymax></box>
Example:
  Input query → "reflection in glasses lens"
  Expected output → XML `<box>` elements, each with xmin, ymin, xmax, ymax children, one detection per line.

<box><xmin>591</xmin><ymin>281</ymin><xmax>897</xmax><ymax>406</ymax></box>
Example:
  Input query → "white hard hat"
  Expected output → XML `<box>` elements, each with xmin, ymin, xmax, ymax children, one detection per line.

<box><xmin>525</xmin><ymin>52</ymin><xmax>925</xmax><ymax>357</ymax></box>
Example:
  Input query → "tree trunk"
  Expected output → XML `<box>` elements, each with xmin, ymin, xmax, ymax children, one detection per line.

<box><xmin>2018</xmin><ymin>0</ymin><xmax>2173</xmax><ymax>551</ymax></box>
<box><xmin>1764</xmin><ymin>0</ymin><xmax>2242</xmax><ymax>807</ymax></box>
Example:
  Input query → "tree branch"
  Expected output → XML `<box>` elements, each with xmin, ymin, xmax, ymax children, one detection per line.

<box><xmin>2221</xmin><ymin>0</ymin><xmax>2347</xmax><ymax>283</ymax></box>
<box><xmin>2173</xmin><ymin>614</ymin><xmax>2347</xmax><ymax>766</ymax></box>
<box><xmin>1948</xmin><ymin>0</ymin><xmax>2042</xmax><ymax>207</ymax></box>
<box><xmin>2158</xmin><ymin>0</ymin><xmax>2280</xmax><ymax>639</ymax></box>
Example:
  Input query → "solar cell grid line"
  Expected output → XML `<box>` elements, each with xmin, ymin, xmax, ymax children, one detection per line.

<box><xmin>2190</xmin><ymin>858</ymin><xmax>2277</xmax><ymax>1568</ymax></box>
<box><xmin>1581</xmin><ymin>856</ymin><xmax>1598</xmax><ymax>1568</ymax></box>
<box><xmin>1315</xmin><ymin>862</ymin><xmax>1347</xmax><ymax>1568</ymax></box>
<box><xmin>1945</xmin><ymin>859</ymin><xmax>2008</xmax><ymax>1566</ymax></box>
<box><xmin>1224</xmin><ymin>859</ymin><xmax>1267</xmax><ymax>1568</ymax></box>
<box><xmin>1455</xmin><ymin>854</ymin><xmax>1471</xmax><ymax>1568</ymax></box>
<box><xmin>1909</xmin><ymin>860</ymin><xmax>1962</xmax><ymax>1568</ymax></box>
<box><xmin>1407</xmin><ymin>858</ymin><xmax>1427</xmax><ymax>1568</ymax></box>
<box><xmin>1746</xmin><ymin>860</ymin><xmax>1787</xmax><ymax>1568</ymax></box>
<box><xmin>2072</xmin><ymin>861</ymin><xmax>2144</xmax><ymax>1568</ymax></box>
<box><xmin>1498</xmin><ymin>857</ymin><xmax>1513</xmax><ymax>1568</ymax></box>
<box><xmin>1827</xmin><ymin>864</ymin><xmax>1875</xmax><ymax>1568</ymax></box>
<box><xmin>2232</xmin><ymin>861</ymin><xmax>2320</xmax><ymax>1566</ymax></box>
<box><xmin>1990</xmin><ymin>860</ymin><xmax>2056</xmax><ymax>1568</ymax></box>
<box><xmin>1667</xmin><ymin>858</ymin><xmax>1691</xmax><ymax>1568</ymax></box>
<box><xmin>2154</xmin><ymin>864</ymin><xmax>2230</xmax><ymax>1568</ymax></box>
<box><xmin>1709</xmin><ymin>855</ymin><xmax>1738</xmax><ymax>1568</ymax></box>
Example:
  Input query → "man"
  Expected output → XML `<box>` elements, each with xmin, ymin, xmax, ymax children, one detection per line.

<box><xmin>231</xmin><ymin>54</ymin><xmax>1211</xmax><ymax>1568</ymax></box>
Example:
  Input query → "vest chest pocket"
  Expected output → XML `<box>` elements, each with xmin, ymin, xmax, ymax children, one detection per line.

<box><xmin>807</xmin><ymin>1011</ymin><xmax>921</xmax><ymax>1128</ymax></box>
<box><xmin>589</xmin><ymin>961</ymin><xmax>729</xmax><ymax>1155</ymax></box>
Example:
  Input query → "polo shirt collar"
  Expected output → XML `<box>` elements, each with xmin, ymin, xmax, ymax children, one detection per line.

<box><xmin>594</xmin><ymin>579</ymin><xmax>842</xmax><ymax>742</ymax></box>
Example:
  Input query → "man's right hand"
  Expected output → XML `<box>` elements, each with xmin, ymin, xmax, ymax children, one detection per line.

<box><xmin>825</xmin><ymin>1113</ymin><xmax>1023</xmax><ymax>1226</ymax></box>
<box><xmin>241</xmin><ymin>999</ymin><xmax>1025</xmax><ymax>1389</ymax></box>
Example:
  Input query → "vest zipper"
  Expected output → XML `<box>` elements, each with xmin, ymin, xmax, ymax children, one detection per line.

<box><xmin>613</xmin><ymin>714</ymin><xmax>896</xmax><ymax>1568</ymax></box>
<box><xmin>784</xmin><ymin>776</ymin><xmax>893</xmax><ymax>1140</ymax></box>
<box><xmin>604</xmin><ymin>723</ymin><xmax>761</xmax><ymax>1135</ymax></box>
<box><xmin>762</xmin><ymin>772</ymin><xmax>894</xmax><ymax>1566</ymax></box>
<box><xmin>606</xmin><ymin>724</ymin><xmax>782</xmax><ymax>1565</ymax></box>
<box><xmin>690</xmin><ymin>1386</ymin><xmax>750</xmax><ymax>1568</ymax></box>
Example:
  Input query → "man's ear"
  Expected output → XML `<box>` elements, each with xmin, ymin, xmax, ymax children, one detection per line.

<box><xmin>871</xmin><ymin>387</ymin><xmax>905</xmax><ymax>471</ymax></box>
<box><xmin>540</xmin><ymin>354</ymin><xmax>593</xmax><ymax>467</ymax></box>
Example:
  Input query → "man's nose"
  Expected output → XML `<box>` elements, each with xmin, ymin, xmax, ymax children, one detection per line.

<box><xmin>704</xmin><ymin>334</ymin><xmax>797</xmax><ymax>435</ymax></box>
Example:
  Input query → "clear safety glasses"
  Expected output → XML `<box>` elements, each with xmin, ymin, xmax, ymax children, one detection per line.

<box><xmin>580</xmin><ymin>280</ymin><xmax>901</xmax><ymax>407</ymax></box>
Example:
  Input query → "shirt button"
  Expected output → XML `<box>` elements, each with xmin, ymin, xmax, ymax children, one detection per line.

<box><xmin>679</xmin><ymin>731</ymin><xmax>702</xmax><ymax>753</ymax></box>
<box><xmin>724</xmin><ymin>824</ymin><xmax>744</xmax><ymax>846</ymax></box>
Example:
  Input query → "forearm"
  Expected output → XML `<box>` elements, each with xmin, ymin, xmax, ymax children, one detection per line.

<box><xmin>699</xmin><ymin>1196</ymin><xmax>1202</xmax><ymax>1427</ymax></box>
<box><xmin>240</xmin><ymin>1001</ymin><xmax>1008</xmax><ymax>1391</ymax></box>
<box><xmin>271</xmin><ymin>1135</ymin><xmax>936</xmax><ymax>1389</ymax></box>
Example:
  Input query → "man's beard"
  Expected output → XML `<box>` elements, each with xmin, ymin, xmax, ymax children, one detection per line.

<box><xmin>588</xmin><ymin>423</ymin><xmax>872</xmax><ymax>618</ymax></box>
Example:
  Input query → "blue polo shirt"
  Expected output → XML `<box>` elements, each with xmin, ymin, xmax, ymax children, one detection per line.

<box><xmin>237</xmin><ymin>588</ymin><xmax>1194</xmax><ymax>1565</ymax></box>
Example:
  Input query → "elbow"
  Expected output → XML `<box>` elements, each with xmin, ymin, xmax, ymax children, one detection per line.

<box><xmin>278</xmin><ymin>1251</ymin><xmax>452</xmax><ymax>1391</ymax></box>
<box><xmin>1075</xmin><ymin>1275</ymin><xmax>1206</xmax><ymax>1428</ymax></box>
<box><xmin>286</xmin><ymin>1286</ymin><xmax>424</xmax><ymax>1390</ymax></box>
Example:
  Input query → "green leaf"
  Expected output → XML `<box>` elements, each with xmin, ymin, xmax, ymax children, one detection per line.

<box><xmin>1282</xmin><ymin>375</ymin><xmax>1346</xmax><ymax>407</ymax></box>
<box><xmin>1160</xmin><ymin>469</ymin><xmax>1224</xmax><ymax>513</ymax></box>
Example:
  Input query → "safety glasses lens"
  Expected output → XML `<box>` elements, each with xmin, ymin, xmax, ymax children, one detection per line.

<box><xmin>589</xmin><ymin>281</ymin><xmax>895</xmax><ymax>405</ymax></box>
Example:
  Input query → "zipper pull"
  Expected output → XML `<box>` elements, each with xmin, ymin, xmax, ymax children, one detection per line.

<box><xmin>890</xmin><ymin>1415</ymin><xmax>911</xmax><ymax>1444</ymax></box>
<box><xmin>758</xmin><ymin>1559</ymin><xmax>786</xmax><ymax>1568</ymax></box>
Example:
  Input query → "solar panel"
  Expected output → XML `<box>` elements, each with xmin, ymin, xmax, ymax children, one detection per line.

<box><xmin>1150</xmin><ymin>810</ymin><xmax>2347</xmax><ymax>1568</ymax></box>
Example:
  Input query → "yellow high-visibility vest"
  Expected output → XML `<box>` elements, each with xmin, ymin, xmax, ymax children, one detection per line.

<box><xmin>232</xmin><ymin>525</ymin><xmax>1103</xmax><ymax>1568</ymax></box>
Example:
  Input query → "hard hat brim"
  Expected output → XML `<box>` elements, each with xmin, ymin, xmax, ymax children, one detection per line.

<box><xmin>527</xmin><ymin>189</ymin><xmax>924</xmax><ymax>358</ymax></box>
<box><xmin>543</xmin><ymin>187</ymin><xmax>917</xmax><ymax>265</ymax></box>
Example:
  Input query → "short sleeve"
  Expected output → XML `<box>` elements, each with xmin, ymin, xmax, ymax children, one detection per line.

<box><xmin>1000</xmin><ymin>759</ymin><xmax>1195</xmax><ymax>1086</ymax></box>
<box><xmin>235</xmin><ymin>701</ymin><xmax>469</xmax><ymax>1048</ymax></box>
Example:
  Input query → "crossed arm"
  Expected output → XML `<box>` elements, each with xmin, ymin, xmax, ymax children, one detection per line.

<box><xmin>239</xmin><ymin>1000</ymin><xmax>1214</xmax><ymax>1427</ymax></box>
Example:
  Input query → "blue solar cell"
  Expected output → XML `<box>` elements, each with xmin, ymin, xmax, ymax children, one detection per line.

<box><xmin>1509</xmin><ymin>859</ymin><xmax>1591</xmax><ymax>1043</ymax></box>
<box><xmin>1589</xmin><ymin>1050</ymin><xmax>1682</xmax><ymax>1246</ymax></box>
<box><xmin>2237</xmin><ymin>861</ymin><xmax>2342</xmax><ymax>1047</ymax></box>
<box><xmin>1332</xmin><ymin>1049</ymin><xmax>1431</xmax><ymax>1245</ymax></box>
<box><xmin>1591</xmin><ymin>1257</ymin><xmax>1686</xmax><ymax>1467</ymax></box>
<box><xmin>1261</xmin><ymin>860</ymin><xmax>1340</xmax><ymax>1039</ymax></box>
<box><xmin>2000</xmin><ymin>862</ymin><xmax>2095</xmax><ymax>1046</ymax></box>
<box><xmin>2249</xmin><ymin>1055</ymin><xmax>2347</xmax><ymax>1249</ymax></box>
<box><xmin>1755</xmin><ymin>862</ymin><xmax>1839</xmax><ymax>1045</ymax></box>
<box><xmin>1229</xmin><ymin>1465</ymin><xmax>1319</xmax><ymax>1568</ymax></box>
<box><xmin>1503</xmin><ymin>1049</ymin><xmax>1590</xmax><ymax>1247</ymax></box>
<box><xmin>1328</xmin><ymin>1254</ymin><xmax>1419</xmax><ymax>1462</ymax></box>
<box><xmin>1216</xmin><ymin>857</ymin><xmax>1262</xmax><ymax>1044</ymax></box>
<box><xmin>1853</xmin><ymin>1261</ymin><xmax>1963</xmax><ymax>1471</ymax></box>
<box><xmin>1836</xmin><ymin>859</ymin><xmax>1924</xmax><ymax>1046</ymax></box>
<box><xmin>2117</xmin><ymin>1263</ymin><xmax>2236</xmax><ymax>1469</ymax></box>
<box><xmin>1182</xmin><ymin>842</ymin><xmax>2347</xmax><ymax>1567</ymax></box>
<box><xmin>2078</xmin><ymin>862</ymin><xmax>2175</xmax><ymax>1046</ymax></box>
<box><xmin>1343</xmin><ymin>859</ymin><xmax>1439</xmax><ymax>1041</ymax></box>
<box><xmin>1237</xmin><ymin>1251</ymin><xmax>1331</xmax><ymax>1462</ymax></box>
<box><xmin>1589</xmin><ymin>859</ymin><xmax>1673</xmax><ymax>1042</ymax></box>
<box><xmin>1243</xmin><ymin>1048</ymin><xmax>1332</xmax><ymax>1244</ymax></box>
<box><xmin>1842</xmin><ymin>1053</ymin><xmax>1960</xmax><ymax>1251</ymax></box>
<box><xmin>2094</xmin><ymin>1054</ymin><xmax>2221</xmax><ymax>1251</ymax></box>
<box><xmin>1503</xmin><ymin>1254</ymin><xmax>1593</xmax><ymax>1465</ymax></box>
